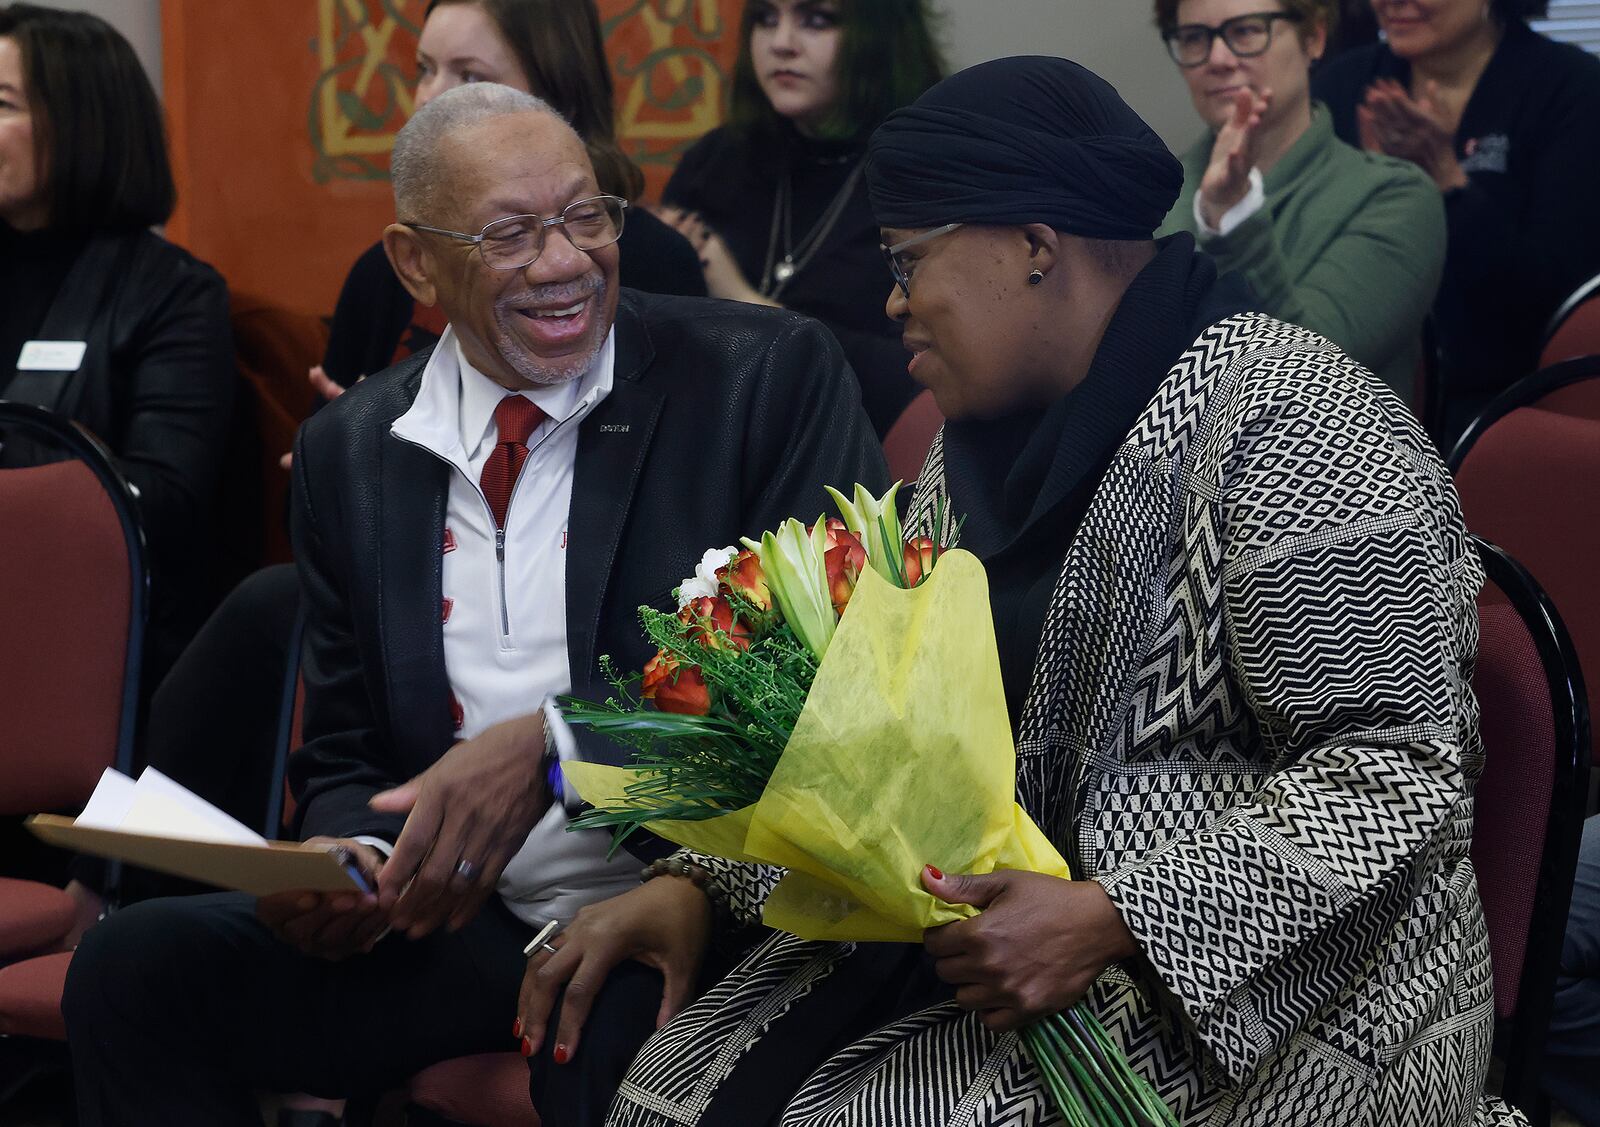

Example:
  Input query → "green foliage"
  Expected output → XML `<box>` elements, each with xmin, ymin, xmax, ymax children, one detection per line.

<box><xmin>562</xmin><ymin>606</ymin><xmax>817</xmax><ymax>840</ymax></box>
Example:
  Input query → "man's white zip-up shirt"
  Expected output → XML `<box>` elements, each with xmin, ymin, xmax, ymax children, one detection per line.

<box><xmin>385</xmin><ymin>325</ymin><xmax>640</xmax><ymax>926</ymax></box>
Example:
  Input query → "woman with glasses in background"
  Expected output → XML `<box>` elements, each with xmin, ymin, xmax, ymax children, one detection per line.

<box><xmin>658</xmin><ymin>0</ymin><xmax>944</xmax><ymax>436</ymax></box>
<box><xmin>1314</xmin><ymin>0</ymin><xmax>1600</xmax><ymax>448</ymax></box>
<box><xmin>1156</xmin><ymin>0</ymin><xmax>1445</xmax><ymax>403</ymax></box>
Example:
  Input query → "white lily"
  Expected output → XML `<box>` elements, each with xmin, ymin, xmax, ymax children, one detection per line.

<box><xmin>825</xmin><ymin>482</ymin><xmax>905</xmax><ymax>587</ymax></box>
<box><xmin>742</xmin><ymin>517</ymin><xmax>836</xmax><ymax>659</ymax></box>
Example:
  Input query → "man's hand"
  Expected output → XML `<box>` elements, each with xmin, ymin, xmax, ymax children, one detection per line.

<box><xmin>921</xmin><ymin>866</ymin><xmax>1137</xmax><ymax>1032</ymax></box>
<box><xmin>516</xmin><ymin>875</ymin><xmax>713</xmax><ymax>1063</ymax></box>
<box><xmin>367</xmin><ymin>711</ymin><xmax>551</xmax><ymax>939</ymax></box>
<box><xmin>255</xmin><ymin>838</ymin><xmax>388</xmax><ymax>961</ymax></box>
<box><xmin>1198</xmin><ymin>87</ymin><xmax>1270</xmax><ymax>230</ymax></box>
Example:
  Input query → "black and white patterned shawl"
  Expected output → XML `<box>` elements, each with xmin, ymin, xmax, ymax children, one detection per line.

<box><xmin>608</xmin><ymin>313</ymin><xmax>1525</xmax><ymax>1127</ymax></box>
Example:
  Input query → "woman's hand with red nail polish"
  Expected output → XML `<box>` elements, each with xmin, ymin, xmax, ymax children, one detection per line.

<box><xmin>515</xmin><ymin>873</ymin><xmax>714</xmax><ymax>1064</ymax></box>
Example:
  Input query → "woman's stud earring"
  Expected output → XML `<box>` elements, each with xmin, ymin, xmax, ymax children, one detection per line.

<box><xmin>1028</xmin><ymin>269</ymin><xmax>1044</xmax><ymax>286</ymax></box>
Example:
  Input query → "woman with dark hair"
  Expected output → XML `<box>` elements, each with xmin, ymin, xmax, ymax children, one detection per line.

<box><xmin>1314</xmin><ymin>0</ymin><xmax>1600</xmax><ymax>445</ymax></box>
<box><xmin>1156</xmin><ymin>0</ymin><xmax>1445</xmax><ymax>400</ymax></box>
<box><xmin>319</xmin><ymin>0</ymin><xmax>704</xmax><ymax>389</ymax></box>
<box><xmin>521</xmin><ymin>55</ymin><xmax>1522</xmax><ymax>1127</ymax></box>
<box><xmin>0</xmin><ymin>2</ymin><xmax>235</xmax><ymax>682</ymax></box>
<box><xmin>659</xmin><ymin>0</ymin><xmax>944</xmax><ymax>435</ymax></box>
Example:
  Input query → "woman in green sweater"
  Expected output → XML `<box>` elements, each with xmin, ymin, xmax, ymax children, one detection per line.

<box><xmin>1156</xmin><ymin>0</ymin><xmax>1445</xmax><ymax>400</ymax></box>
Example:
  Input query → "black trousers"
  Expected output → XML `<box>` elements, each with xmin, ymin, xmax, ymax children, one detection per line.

<box><xmin>63</xmin><ymin>891</ymin><xmax>533</xmax><ymax>1126</ymax></box>
<box><xmin>63</xmin><ymin>891</ymin><xmax>673</xmax><ymax>1127</ymax></box>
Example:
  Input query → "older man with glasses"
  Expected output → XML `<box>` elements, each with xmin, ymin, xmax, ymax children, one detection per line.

<box><xmin>62</xmin><ymin>83</ymin><xmax>886</xmax><ymax>1127</ymax></box>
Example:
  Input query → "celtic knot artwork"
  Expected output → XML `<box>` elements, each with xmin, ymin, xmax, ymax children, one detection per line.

<box><xmin>308</xmin><ymin>0</ymin><xmax>740</xmax><ymax>196</ymax></box>
<box><xmin>310</xmin><ymin>0</ymin><xmax>423</xmax><ymax>183</ymax></box>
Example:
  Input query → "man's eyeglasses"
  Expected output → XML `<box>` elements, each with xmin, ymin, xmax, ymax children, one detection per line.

<box><xmin>880</xmin><ymin>223</ymin><xmax>963</xmax><ymax>299</ymax></box>
<box><xmin>1162</xmin><ymin>11</ymin><xmax>1302</xmax><ymax>68</ymax></box>
<box><xmin>403</xmin><ymin>195</ymin><xmax>628</xmax><ymax>271</ymax></box>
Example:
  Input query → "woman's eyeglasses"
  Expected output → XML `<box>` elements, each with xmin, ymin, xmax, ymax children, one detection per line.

<box><xmin>880</xmin><ymin>223</ymin><xmax>964</xmax><ymax>299</ymax></box>
<box><xmin>1162</xmin><ymin>11</ymin><xmax>1303</xmax><ymax>68</ymax></box>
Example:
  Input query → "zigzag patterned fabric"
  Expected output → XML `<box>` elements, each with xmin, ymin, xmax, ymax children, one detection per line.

<box><xmin>614</xmin><ymin>314</ymin><xmax>1527</xmax><ymax>1127</ymax></box>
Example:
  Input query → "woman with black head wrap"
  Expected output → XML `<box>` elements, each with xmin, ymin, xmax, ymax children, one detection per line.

<box><xmin>520</xmin><ymin>56</ymin><xmax>1521</xmax><ymax>1127</ymax></box>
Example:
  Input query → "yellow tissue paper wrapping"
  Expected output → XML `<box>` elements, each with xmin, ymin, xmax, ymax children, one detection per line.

<box><xmin>562</xmin><ymin>548</ymin><xmax>1070</xmax><ymax>943</ymax></box>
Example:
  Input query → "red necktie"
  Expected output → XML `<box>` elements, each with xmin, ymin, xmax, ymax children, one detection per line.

<box><xmin>479</xmin><ymin>395</ymin><xmax>545</xmax><ymax>530</ymax></box>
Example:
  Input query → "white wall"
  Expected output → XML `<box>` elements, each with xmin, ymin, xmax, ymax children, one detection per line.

<box><xmin>932</xmin><ymin>0</ymin><xmax>1199</xmax><ymax>149</ymax></box>
<box><xmin>56</xmin><ymin>0</ymin><xmax>162</xmax><ymax>93</ymax></box>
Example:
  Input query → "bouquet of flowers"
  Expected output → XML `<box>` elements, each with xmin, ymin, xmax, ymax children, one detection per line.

<box><xmin>561</xmin><ymin>483</ymin><xmax>1177</xmax><ymax>1127</ymax></box>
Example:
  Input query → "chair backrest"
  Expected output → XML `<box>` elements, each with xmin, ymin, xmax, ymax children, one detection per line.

<box><xmin>1542</xmin><ymin>271</ymin><xmax>1600</xmax><ymax>369</ymax></box>
<box><xmin>1469</xmin><ymin>537</ymin><xmax>1589</xmax><ymax>1115</ymax></box>
<box><xmin>1413</xmin><ymin>316</ymin><xmax>1444</xmax><ymax>439</ymax></box>
<box><xmin>0</xmin><ymin>403</ymin><xmax>146</xmax><ymax>814</ymax></box>
<box><xmin>882</xmin><ymin>390</ymin><xmax>943</xmax><ymax>487</ymax></box>
<box><xmin>227</xmin><ymin>292</ymin><xmax>328</xmax><ymax>574</ymax></box>
<box><xmin>1448</xmin><ymin>355</ymin><xmax>1600</xmax><ymax>468</ymax></box>
<box><xmin>1452</xmin><ymin>406</ymin><xmax>1600</xmax><ymax>771</ymax></box>
<box><xmin>263</xmin><ymin>609</ymin><xmax>307</xmax><ymax>840</ymax></box>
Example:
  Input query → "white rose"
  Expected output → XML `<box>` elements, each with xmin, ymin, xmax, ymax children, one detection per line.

<box><xmin>676</xmin><ymin>545</ymin><xmax>738</xmax><ymax>608</ymax></box>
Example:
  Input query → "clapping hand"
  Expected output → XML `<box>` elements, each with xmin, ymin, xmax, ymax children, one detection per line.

<box><xmin>1199</xmin><ymin>87</ymin><xmax>1271</xmax><ymax>231</ymax></box>
<box><xmin>1358</xmin><ymin>79</ymin><xmax>1467</xmax><ymax>190</ymax></box>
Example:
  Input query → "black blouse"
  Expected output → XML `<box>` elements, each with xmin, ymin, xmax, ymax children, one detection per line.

<box><xmin>1314</xmin><ymin>21</ymin><xmax>1600</xmax><ymax>442</ymax></box>
<box><xmin>663</xmin><ymin>125</ymin><xmax>918</xmax><ymax>437</ymax></box>
<box><xmin>0</xmin><ymin>222</ymin><xmax>86</xmax><ymax>392</ymax></box>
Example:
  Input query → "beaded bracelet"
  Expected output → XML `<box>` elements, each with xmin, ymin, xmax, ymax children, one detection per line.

<box><xmin>641</xmin><ymin>855</ymin><xmax>733</xmax><ymax>921</ymax></box>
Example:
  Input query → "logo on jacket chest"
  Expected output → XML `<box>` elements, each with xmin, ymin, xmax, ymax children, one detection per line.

<box><xmin>1461</xmin><ymin>134</ymin><xmax>1509</xmax><ymax>175</ymax></box>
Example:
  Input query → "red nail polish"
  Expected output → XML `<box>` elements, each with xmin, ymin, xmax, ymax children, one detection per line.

<box><xmin>926</xmin><ymin>865</ymin><xmax>944</xmax><ymax>881</ymax></box>
<box><xmin>519</xmin><ymin>1036</ymin><xmax>533</xmax><ymax>1058</ymax></box>
<box><xmin>512</xmin><ymin>1018</ymin><xmax>523</xmax><ymax>1039</ymax></box>
<box><xmin>553</xmin><ymin>1043</ymin><xmax>571</xmax><ymax>1065</ymax></box>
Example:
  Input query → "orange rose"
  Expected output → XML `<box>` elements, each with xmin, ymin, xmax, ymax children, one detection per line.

<box><xmin>902</xmin><ymin>536</ymin><xmax>938</xmax><ymax>587</ymax></box>
<box><xmin>678</xmin><ymin>595</ymin><xmax>752</xmax><ymax>651</ymax></box>
<box><xmin>824</xmin><ymin>543</ymin><xmax>862</xmax><ymax>615</ymax></box>
<box><xmin>717</xmin><ymin>549</ymin><xmax>773</xmax><ymax>614</ymax></box>
<box><xmin>641</xmin><ymin>651</ymin><xmax>711</xmax><ymax>715</ymax></box>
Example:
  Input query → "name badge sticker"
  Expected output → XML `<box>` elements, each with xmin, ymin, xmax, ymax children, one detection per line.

<box><xmin>17</xmin><ymin>340</ymin><xmax>87</xmax><ymax>372</ymax></box>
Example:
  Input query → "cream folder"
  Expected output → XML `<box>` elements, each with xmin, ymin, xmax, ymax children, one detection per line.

<box><xmin>27</xmin><ymin>768</ymin><xmax>365</xmax><ymax>896</ymax></box>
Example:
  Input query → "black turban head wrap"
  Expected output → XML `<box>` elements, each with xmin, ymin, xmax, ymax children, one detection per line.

<box><xmin>867</xmin><ymin>55</ymin><xmax>1183</xmax><ymax>241</ymax></box>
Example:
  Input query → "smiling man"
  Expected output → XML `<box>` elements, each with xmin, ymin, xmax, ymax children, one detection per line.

<box><xmin>62</xmin><ymin>84</ymin><xmax>885</xmax><ymax>1127</ymax></box>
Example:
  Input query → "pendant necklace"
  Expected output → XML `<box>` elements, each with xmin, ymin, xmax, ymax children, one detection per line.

<box><xmin>759</xmin><ymin>158</ymin><xmax>865</xmax><ymax>300</ymax></box>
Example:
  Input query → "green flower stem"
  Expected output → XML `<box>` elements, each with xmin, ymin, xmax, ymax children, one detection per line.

<box><xmin>1047</xmin><ymin>1015</ymin><xmax>1147</xmax><ymax>1127</ymax></box>
<box><xmin>1063</xmin><ymin>1010</ymin><xmax>1177</xmax><ymax>1127</ymax></box>
<box><xmin>1020</xmin><ymin>1026</ymin><xmax>1096</xmax><ymax>1127</ymax></box>
<box><xmin>1049</xmin><ymin>1024</ymin><xmax>1132</xmax><ymax>1126</ymax></box>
